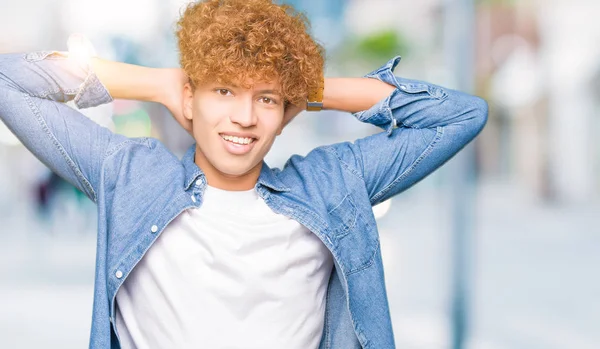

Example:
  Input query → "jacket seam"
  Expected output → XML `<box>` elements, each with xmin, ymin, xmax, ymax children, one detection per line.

<box><xmin>371</xmin><ymin>126</ymin><xmax>444</xmax><ymax>205</ymax></box>
<box><xmin>23</xmin><ymin>93</ymin><xmax>98</xmax><ymax>202</ymax></box>
<box><xmin>323</xmin><ymin>277</ymin><xmax>332</xmax><ymax>349</ymax></box>
<box><xmin>326</xmin><ymin>146</ymin><xmax>364</xmax><ymax>180</ymax></box>
<box><xmin>105</xmin><ymin>138</ymin><xmax>151</xmax><ymax>159</ymax></box>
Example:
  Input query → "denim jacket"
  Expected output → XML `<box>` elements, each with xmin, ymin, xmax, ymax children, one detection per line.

<box><xmin>0</xmin><ymin>51</ymin><xmax>487</xmax><ymax>348</ymax></box>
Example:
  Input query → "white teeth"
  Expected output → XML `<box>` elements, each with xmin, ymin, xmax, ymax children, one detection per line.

<box><xmin>221</xmin><ymin>134</ymin><xmax>254</xmax><ymax>145</ymax></box>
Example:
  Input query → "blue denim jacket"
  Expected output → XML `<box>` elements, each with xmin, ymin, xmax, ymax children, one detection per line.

<box><xmin>0</xmin><ymin>51</ymin><xmax>487</xmax><ymax>348</ymax></box>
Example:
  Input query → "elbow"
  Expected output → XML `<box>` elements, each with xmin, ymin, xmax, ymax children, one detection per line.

<box><xmin>467</xmin><ymin>96</ymin><xmax>488</xmax><ymax>138</ymax></box>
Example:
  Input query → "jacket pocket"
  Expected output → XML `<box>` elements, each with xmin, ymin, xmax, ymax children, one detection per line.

<box><xmin>327</xmin><ymin>194</ymin><xmax>358</xmax><ymax>239</ymax></box>
<box><xmin>328</xmin><ymin>194</ymin><xmax>379</xmax><ymax>275</ymax></box>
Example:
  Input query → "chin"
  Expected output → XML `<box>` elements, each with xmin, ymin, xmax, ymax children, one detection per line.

<box><xmin>215</xmin><ymin>160</ymin><xmax>259</xmax><ymax>177</ymax></box>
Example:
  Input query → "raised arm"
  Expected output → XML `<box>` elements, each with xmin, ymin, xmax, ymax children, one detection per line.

<box><xmin>0</xmin><ymin>49</ymin><xmax>176</xmax><ymax>202</ymax></box>
<box><xmin>89</xmin><ymin>57</ymin><xmax>191</xmax><ymax>133</ymax></box>
<box><xmin>320</xmin><ymin>56</ymin><xmax>488</xmax><ymax>205</ymax></box>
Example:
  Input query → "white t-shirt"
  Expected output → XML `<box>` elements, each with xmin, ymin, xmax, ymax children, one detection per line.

<box><xmin>115</xmin><ymin>185</ymin><xmax>334</xmax><ymax>349</ymax></box>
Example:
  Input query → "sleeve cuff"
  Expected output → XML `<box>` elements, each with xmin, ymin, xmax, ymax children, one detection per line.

<box><xmin>74</xmin><ymin>71</ymin><xmax>113</xmax><ymax>109</ymax></box>
<box><xmin>351</xmin><ymin>56</ymin><xmax>402</xmax><ymax>136</ymax></box>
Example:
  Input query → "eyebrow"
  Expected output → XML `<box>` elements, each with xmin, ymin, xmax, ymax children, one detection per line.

<box><xmin>256</xmin><ymin>89</ymin><xmax>282</xmax><ymax>96</ymax></box>
<box><xmin>216</xmin><ymin>83</ymin><xmax>282</xmax><ymax>96</ymax></box>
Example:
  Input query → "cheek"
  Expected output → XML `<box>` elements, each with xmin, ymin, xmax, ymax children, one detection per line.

<box><xmin>193</xmin><ymin>103</ymin><xmax>224</xmax><ymax>128</ymax></box>
<box><xmin>260</xmin><ymin>111</ymin><xmax>284</xmax><ymax>132</ymax></box>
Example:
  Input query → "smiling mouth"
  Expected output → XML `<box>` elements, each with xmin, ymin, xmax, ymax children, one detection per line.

<box><xmin>220</xmin><ymin>134</ymin><xmax>257</xmax><ymax>145</ymax></box>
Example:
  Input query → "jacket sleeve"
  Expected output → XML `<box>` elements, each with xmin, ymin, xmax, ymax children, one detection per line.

<box><xmin>329</xmin><ymin>56</ymin><xmax>488</xmax><ymax>206</ymax></box>
<box><xmin>0</xmin><ymin>51</ymin><xmax>127</xmax><ymax>202</ymax></box>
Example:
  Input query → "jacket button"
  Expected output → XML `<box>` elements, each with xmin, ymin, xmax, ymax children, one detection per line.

<box><xmin>115</xmin><ymin>270</ymin><xmax>123</xmax><ymax>279</ymax></box>
<box><xmin>151</xmin><ymin>225</ymin><xmax>158</xmax><ymax>233</ymax></box>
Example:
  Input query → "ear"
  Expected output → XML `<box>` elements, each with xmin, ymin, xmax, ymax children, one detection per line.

<box><xmin>183</xmin><ymin>82</ymin><xmax>194</xmax><ymax>121</ymax></box>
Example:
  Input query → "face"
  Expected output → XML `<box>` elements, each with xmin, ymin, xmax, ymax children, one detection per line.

<box><xmin>183</xmin><ymin>79</ymin><xmax>285</xmax><ymax>189</ymax></box>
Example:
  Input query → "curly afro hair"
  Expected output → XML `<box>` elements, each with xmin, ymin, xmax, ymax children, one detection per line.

<box><xmin>176</xmin><ymin>0</ymin><xmax>325</xmax><ymax>106</ymax></box>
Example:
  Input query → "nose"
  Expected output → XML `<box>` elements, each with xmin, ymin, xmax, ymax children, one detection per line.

<box><xmin>229</xmin><ymin>97</ymin><xmax>257</xmax><ymax>128</ymax></box>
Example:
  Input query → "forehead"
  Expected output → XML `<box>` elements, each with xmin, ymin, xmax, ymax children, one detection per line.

<box><xmin>223</xmin><ymin>78</ymin><xmax>281</xmax><ymax>91</ymax></box>
<box><xmin>197</xmin><ymin>70</ymin><xmax>280</xmax><ymax>89</ymax></box>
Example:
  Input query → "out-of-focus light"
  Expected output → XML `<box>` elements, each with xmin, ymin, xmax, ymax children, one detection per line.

<box><xmin>62</xmin><ymin>0</ymin><xmax>160</xmax><ymax>42</ymax></box>
<box><xmin>67</xmin><ymin>34</ymin><xmax>96</xmax><ymax>68</ymax></box>
<box><xmin>373</xmin><ymin>199</ymin><xmax>392</xmax><ymax>219</ymax></box>
<box><xmin>490</xmin><ymin>34</ymin><xmax>543</xmax><ymax>109</ymax></box>
<box><xmin>114</xmin><ymin>108</ymin><xmax>152</xmax><ymax>138</ymax></box>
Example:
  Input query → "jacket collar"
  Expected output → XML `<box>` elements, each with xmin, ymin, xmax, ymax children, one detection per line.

<box><xmin>182</xmin><ymin>144</ymin><xmax>290</xmax><ymax>192</ymax></box>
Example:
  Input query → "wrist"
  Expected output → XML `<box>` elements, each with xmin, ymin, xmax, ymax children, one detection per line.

<box><xmin>306</xmin><ymin>75</ymin><xmax>325</xmax><ymax>112</ymax></box>
<box><xmin>152</xmin><ymin>68</ymin><xmax>177</xmax><ymax>105</ymax></box>
<box><xmin>322</xmin><ymin>77</ymin><xmax>395</xmax><ymax>113</ymax></box>
<box><xmin>322</xmin><ymin>77</ymin><xmax>337</xmax><ymax>110</ymax></box>
<box><xmin>90</xmin><ymin>57</ymin><xmax>165</xmax><ymax>103</ymax></box>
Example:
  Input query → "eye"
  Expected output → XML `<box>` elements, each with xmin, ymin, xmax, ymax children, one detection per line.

<box><xmin>259</xmin><ymin>96</ymin><xmax>277</xmax><ymax>105</ymax></box>
<box><xmin>215</xmin><ymin>88</ymin><xmax>232</xmax><ymax>96</ymax></box>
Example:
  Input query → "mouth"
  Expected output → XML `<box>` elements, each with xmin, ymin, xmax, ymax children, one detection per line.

<box><xmin>220</xmin><ymin>134</ymin><xmax>257</xmax><ymax>145</ymax></box>
<box><xmin>219</xmin><ymin>133</ymin><xmax>258</xmax><ymax>155</ymax></box>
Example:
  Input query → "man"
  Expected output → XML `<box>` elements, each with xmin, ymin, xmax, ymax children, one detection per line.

<box><xmin>0</xmin><ymin>0</ymin><xmax>488</xmax><ymax>348</ymax></box>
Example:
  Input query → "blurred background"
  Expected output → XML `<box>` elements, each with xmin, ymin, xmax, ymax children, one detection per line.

<box><xmin>1</xmin><ymin>0</ymin><xmax>599</xmax><ymax>348</ymax></box>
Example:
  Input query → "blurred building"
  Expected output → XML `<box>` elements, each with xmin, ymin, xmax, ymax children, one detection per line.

<box><xmin>477</xmin><ymin>0</ymin><xmax>600</xmax><ymax>203</ymax></box>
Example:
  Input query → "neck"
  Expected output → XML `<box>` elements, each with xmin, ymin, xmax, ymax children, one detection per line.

<box><xmin>194</xmin><ymin>147</ymin><xmax>261</xmax><ymax>191</ymax></box>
